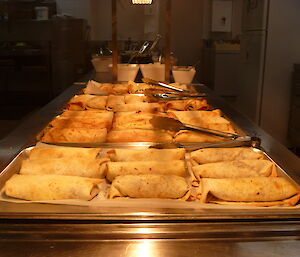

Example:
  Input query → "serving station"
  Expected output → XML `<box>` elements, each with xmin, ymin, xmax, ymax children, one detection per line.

<box><xmin>0</xmin><ymin>78</ymin><xmax>300</xmax><ymax>257</ymax></box>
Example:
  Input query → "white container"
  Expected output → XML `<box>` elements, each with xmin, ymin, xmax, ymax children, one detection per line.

<box><xmin>140</xmin><ymin>63</ymin><xmax>165</xmax><ymax>81</ymax></box>
<box><xmin>109</xmin><ymin>64</ymin><xmax>139</xmax><ymax>82</ymax></box>
<box><xmin>35</xmin><ymin>7</ymin><xmax>49</xmax><ymax>20</ymax></box>
<box><xmin>172</xmin><ymin>66</ymin><xmax>196</xmax><ymax>84</ymax></box>
<box><xmin>92</xmin><ymin>56</ymin><xmax>112</xmax><ymax>72</ymax></box>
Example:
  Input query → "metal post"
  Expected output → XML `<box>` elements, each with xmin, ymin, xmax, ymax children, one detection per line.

<box><xmin>112</xmin><ymin>0</ymin><xmax>118</xmax><ymax>82</ymax></box>
<box><xmin>164</xmin><ymin>0</ymin><xmax>171</xmax><ymax>82</ymax></box>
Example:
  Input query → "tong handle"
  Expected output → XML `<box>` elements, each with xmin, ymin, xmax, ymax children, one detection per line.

<box><xmin>184</xmin><ymin>123</ymin><xmax>244</xmax><ymax>139</ymax></box>
<box><xmin>157</xmin><ymin>82</ymin><xmax>184</xmax><ymax>92</ymax></box>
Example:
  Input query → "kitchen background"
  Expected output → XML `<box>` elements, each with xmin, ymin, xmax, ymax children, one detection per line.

<box><xmin>0</xmin><ymin>0</ymin><xmax>299</xmax><ymax>155</ymax></box>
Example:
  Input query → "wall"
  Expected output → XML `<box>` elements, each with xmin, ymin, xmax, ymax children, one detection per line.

<box><xmin>170</xmin><ymin>0</ymin><xmax>203</xmax><ymax>66</ymax></box>
<box><xmin>260</xmin><ymin>0</ymin><xmax>300</xmax><ymax>145</ymax></box>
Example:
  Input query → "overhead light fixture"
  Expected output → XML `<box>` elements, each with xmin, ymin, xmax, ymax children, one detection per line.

<box><xmin>132</xmin><ymin>0</ymin><xmax>153</xmax><ymax>4</ymax></box>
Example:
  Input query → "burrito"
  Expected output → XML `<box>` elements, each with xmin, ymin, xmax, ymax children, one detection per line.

<box><xmin>111</xmin><ymin>102</ymin><xmax>165</xmax><ymax>112</ymax></box>
<box><xmin>106</xmin><ymin>160</ymin><xmax>186</xmax><ymax>181</ymax></box>
<box><xmin>50</xmin><ymin>113</ymin><xmax>113</xmax><ymax>130</ymax></box>
<box><xmin>5</xmin><ymin>174</ymin><xmax>101</xmax><ymax>201</ymax></box>
<box><xmin>190</xmin><ymin>147</ymin><xmax>264</xmax><ymax>164</ymax></box>
<box><xmin>86</xmin><ymin>96</ymin><xmax>108</xmax><ymax>109</ymax></box>
<box><xmin>128</xmin><ymin>81</ymin><xmax>157</xmax><ymax>93</ymax></box>
<box><xmin>109</xmin><ymin>174</ymin><xmax>190</xmax><ymax>199</ymax></box>
<box><xmin>20</xmin><ymin>157</ymin><xmax>109</xmax><ymax>178</ymax></box>
<box><xmin>65</xmin><ymin>95</ymin><xmax>95</xmax><ymax>111</ymax></box>
<box><xmin>169</xmin><ymin>110</ymin><xmax>222</xmax><ymax>120</ymax></box>
<box><xmin>166</xmin><ymin>99</ymin><xmax>209</xmax><ymax>111</ymax></box>
<box><xmin>106</xmin><ymin>95</ymin><xmax>125</xmax><ymax>110</ymax></box>
<box><xmin>60</xmin><ymin>110</ymin><xmax>110</xmax><ymax>118</ymax></box>
<box><xmin>107</xmin><ymin>148</ymin><xmax>186</xmax><ymax>162</ymax></box>
<box><xmin>84</xmin><ymin>81</ymin><xmax>129</xmax><ymax>95</ymax></box>
<box><xmin>124</xmin><ymin>94</ymin><xmax>148</xmax><ymax>104</ymax></box>
<box><xmin>111</xmin><ymin>83</ymin><xmax>129</xmax><ymax>94</ymax></box>
<box><xmin>40</xmin><ymin>127</ymin><xmax>107</xmax><ymax>143</ymax></box>
<box><xmin>107</xmin><ymin>129</ymin><xmax>173</xmax><ymax>142</ymax></box>
<box><xmin>174</xmin><ymin>130</ymin><xmax>227</xmax><ymax>143</ymax></box>
<box><xmin>29</xmin><ymin>146</ymin><xmax>101</xmax><ymax>160</ymax></box>
<box><xmin>192</xmin><ymin>160</ymin><xmax>277</xmax><ymax>181</ymax></box>
<box><xmin>66</xmin><ymin>95</ymin><xmax>108</xmax><ymax>110</ymax></box>
<box><xmin>112</xmin><ymin>112</ymin><xmax>170</xmax><ymax>130</ymax></box>
<box><xmin>198</xmin><ymin>177</ymin><xmax>299</xmax><ymax>203</ymax></box>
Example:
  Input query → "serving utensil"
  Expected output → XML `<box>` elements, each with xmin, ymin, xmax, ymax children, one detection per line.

<box><xmin>142</xmin><ymin>77</ymin><xmax>185</xmax><ymax>92</ymax></box>
<box><xmin>150</xmin><ymin>136</ymin><xmax>260</xmax><ymax>150</ymax></box>
<box><xmin>128</xmin><ymin>41</ymin><xmax>150</xmax><ymax>64</ymax></box>
<box><xmin>149</xmin><ymin>116</ymin><xmax>245</xmax><ymax>140</ymax></box>
<box><xmin>152</xmin><ymin>92</ymin><xmax>206</xmax><ymax>100</ymax></box>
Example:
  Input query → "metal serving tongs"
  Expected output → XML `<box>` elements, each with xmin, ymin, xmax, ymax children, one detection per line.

<box><xmin>143</xmin><ymin>88</ymin><xmax>206</xmax><ymax>102</ymax></box>
<box><xmin>150</xmin><ymin>137</ymin><xmax>261</xmax><ymax>150</ymax></box>
<box><xmin>152</xmin><ymin>92</ymin><xmax>206</xmax><ymax>100</ymax></box>
<box><xmin>150</xmin><ymin>116</ymin><xmax>249</xmax><ymax>140</ymax></box>
<box><xmin>142</xmin><ymin>77</ymin><xmax>187</xmax><ymax>93</ymax></box>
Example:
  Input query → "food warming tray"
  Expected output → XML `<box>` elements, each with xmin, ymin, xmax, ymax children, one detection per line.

<box><xmin>0</xmin><ymin>83</ymin><xmax>300</xmax><ymax>220</ymax></box>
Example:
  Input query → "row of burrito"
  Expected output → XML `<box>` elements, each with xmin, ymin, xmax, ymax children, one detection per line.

<box><xmin>66</xmin><ymin>94</ymin><xmax>210</xmax><ymax>112</ymax></box>
<box><xmin>39</xmin><ymin>110</ymin><xmax>235</xmax><ymax>144</ymax></box>
<box><xmin>83</xmin><ymin>80</ymin><xmax>188</xmax><ymax>95</ymax></box>
<box><xmin>4</xmin><ymin>146</ymin><xmax>300</xmax><ymax>206</ymax></box>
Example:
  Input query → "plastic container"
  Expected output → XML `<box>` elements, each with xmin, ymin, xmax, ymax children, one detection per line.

<box><xmin>172</xmin><ymin>66</ymin><xmax>196</xmax><ymax>84</ymax></box>
<box><xmin>140</xmin><ymin>63</ymin><xmax>165</xmax><ymax>81</ymax></box>
<box><xmin>109</xmin><ymin>64</ymin><xmax>139</xmax><ymax>82</ymax></box>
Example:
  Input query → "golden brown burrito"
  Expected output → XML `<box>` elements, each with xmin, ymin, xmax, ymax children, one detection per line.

<box><xmin>50</xmin><ymin>113</ymin><xmax>113</xmax><ymax>130</ymax></box>
<box><xmin>5</xmin><ymin>174</ymin><xmax>101</xmax><ymax>201</ymax></box>
<box><xmin>198</xmin><ymin>177</ymin><xmax>299</xmax><ymax>203</ymax></box>
<box><xmin>106</xmin><ymin>95</ymin><xmax>125</xmax><ymax>110</ymax></box>
<box><xmin>169</xmin><ymin>110</ymin><xmax>222</xmax><ymax>120</ymax></box>
<box><xmin>124</xmin><ymin>94</ymin><xmax>149</xmax><ymax>104</ymax></box>
<box><xmin>192</xmin><ymin>160</ymin><xmax>277</xmax><ymax>182</ymax></box>
<box><xmin>20</xmin><ymin>157</ymin><xmax>109</xmax><ymax>178</ymax></box>
<box><xmin>65</xmin><ymin>95</ymin><xmax>93</xmax><ymax>110</ymax></box>
<box><xmin>107</xmin><ymin>129</ymin><xmax>173</xmax><ymax>142</ymax></box>
<box><xmin>66</xmin><ymin>95</ymin><xmax>108</xmax><ymax>110</ymax></box>
<box><xmin>60</xmin><ymin>110</ymin><xmax>110</xmax><ymax>118</ymax></box>
<box><xmin>112</xmin><ymin>112</ymin><xmax>169</xmax><ymax>130</ymax></box>
<box><xmin>174</xmin><ymin>130</ymin><xmax>227</xmax><ymax>143</ymax></box>
<box><xmin>110</xmin><ymin>103</ymin><xmax>165</xmax><ymax>113</ymax></box>
<box><xmin>29</xmin><ymin>146</ymin><xmax>101</xmax><ymax>160</ymax></box>
<box><xmin>109</xmin><ymin>174</ymin><xmax>190</xmax><ymax>199</ymax></box>
<box><xmin>166</xmin><ymin>99</ymin><xmax>209</xmax><ymax>111</ymax></box>
<box><xmin>40</xmin><ymin>127</ymin><xmax>107</xmax><ymax>143</ymax></box>
<box><xmin>190</xmin><ymin>147</ymin><xmax>264</xmax><ymax>165</ymax></box>
<box><xmin>107</xmin><ymin>148</ymin><xmax>186</xmax><ymax>162</ymax></box>
<box><xmin>106</xmin><ymin>160</ymin><xmax>186</xmax><ymax>181</ymax></box>
<box><xmin>84</xmin><ymin>81</ymin><xmax>129</xmax><ymax>95</ymax></box>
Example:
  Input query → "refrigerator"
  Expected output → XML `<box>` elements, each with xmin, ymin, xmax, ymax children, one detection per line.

<box><xmin>237</xmin><ymin>0</ymin><xmax>269</xmax><ymax>123</ymax></box>
<box><xmin>237</xmin><ymin>0</ymin><xmax>300</xmax><ymax>145</ymax></box>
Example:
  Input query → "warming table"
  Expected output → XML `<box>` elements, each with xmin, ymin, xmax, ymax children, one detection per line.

<box><xmin>0</xmin><ymin>81</ymin><xmax>300</xmax><ymax>257</ymax></box>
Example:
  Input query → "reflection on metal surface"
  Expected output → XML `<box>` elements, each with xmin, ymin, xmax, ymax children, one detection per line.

<box><xmin>135</xmin><ymin>240</ymin><xmax>153</xmax><ymax>257</ymax></box>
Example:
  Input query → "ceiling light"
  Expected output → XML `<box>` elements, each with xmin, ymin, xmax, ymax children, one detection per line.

<box><xmin>132</xmin><ymin>0</ymin><xmax>153</xmax><ymax>4</ymax></box>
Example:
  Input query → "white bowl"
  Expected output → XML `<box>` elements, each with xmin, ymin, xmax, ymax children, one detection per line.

<box><xmin>140</xmin><ymin>63</ymin><xmax>165</xmax><ymax>81</ymax></box>
<box><xmin>92</xmin><ymin>57</ymin><xmax>112</xmax><ymax>72</ymax></box>
<box><xmin>172</xmin><ymin>66</ymin><xmax>196</xmax><ymax>84</ymax></box>
<box><xmin>109</xmin><ymin>64</ymin><xmax>139</xmax><ymax>82</ymax></box>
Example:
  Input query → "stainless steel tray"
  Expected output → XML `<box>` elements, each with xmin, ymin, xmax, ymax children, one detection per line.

<box><xmin>1</xmin><ymin>83</ymin><xmax>300</xmax><ymax>220</ymax></box>
<box><xmin>0</xmin><ymin>145</ymin><xmax>299</xmax><ymax>220</ymax></box>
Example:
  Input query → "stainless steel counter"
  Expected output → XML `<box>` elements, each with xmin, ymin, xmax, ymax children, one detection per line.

<box><xmin>0</xmin><ymin>82</ymin><xmax>300</xmax><ymax>256</ymax></box>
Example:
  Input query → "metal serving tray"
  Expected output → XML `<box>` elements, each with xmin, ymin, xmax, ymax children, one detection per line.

<box><xmin>0</xmin><ymin>144</ymin><xmax>299</xmax><ymax>220</ymax></box>
<box><xmin>0</xmin><ymin>83</ymin><xmax>300</xmax><ymax>220</ymax></box>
